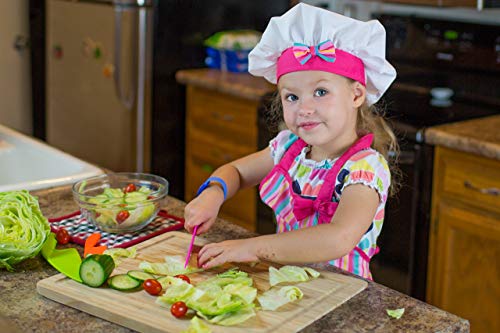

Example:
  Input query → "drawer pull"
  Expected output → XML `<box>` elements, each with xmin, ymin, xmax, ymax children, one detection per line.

<box><xmin>464</xmin><ymin>181</ymin><xmax>499</xmax><ymax>196</ymax></box>
<box><xmin>211</xmin><ymin>112</ymin><xmax>235</xmax><ymax>122</ymax></box>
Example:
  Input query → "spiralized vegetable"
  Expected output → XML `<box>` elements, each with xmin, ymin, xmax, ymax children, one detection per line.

<box><xmin>0</xmin><ymin>190</ymin><xmax>50</xmax><ymax>271</ymax></box>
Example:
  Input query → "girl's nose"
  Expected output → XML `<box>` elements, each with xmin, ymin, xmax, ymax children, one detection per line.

<box><xmin>298</xmin><ymin>97</ymin><xmax>315</xmax><ymax>116</ymax></box>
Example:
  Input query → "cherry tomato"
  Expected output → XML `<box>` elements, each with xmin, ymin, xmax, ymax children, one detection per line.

<box><xmin>116</xmin><ymin>210</ymin><xmax>130</xmax><ymax>224</ymax></box>
<box><xmin>147</xmin><ymin>195</ymin><xmax>155</xmax><ymax>200</ymax></box>
<box><xmin>123</xmin><ymin>183</ymin><xmax>137</xmax><ymax>193</ymax></box>
<box><xmin>170</xmin><ymin>301</ymin><xmax>188</xmax><ymax>318</ymax></box>
<box><xmin>143</xmin><ymin>279</ymin><xmax>162</xmax><ymax>296</ymax></box>
<box><xmin>55</xmin><ymin>228</ymin><xmax>71</xmax><ymax>245</ymax></box>
<box><xmin>174</xmin><ymin>274</ymin><xmax>190</xmax><ymax>284</ymax></box>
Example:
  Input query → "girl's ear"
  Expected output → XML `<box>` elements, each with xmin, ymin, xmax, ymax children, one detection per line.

<box><xmin>352</xmin><ymin>82</ymin><xmax>366</xmax><ymax>108</ymax></box>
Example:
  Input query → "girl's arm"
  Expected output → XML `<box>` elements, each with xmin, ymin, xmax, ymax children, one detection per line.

<box><xmin>197</xmin><ymin>183</ymin><xmax>380</xmax><ymax>267</ymax></box>
<box><xmin>184</xmin><ymin>147</ymin><xmax>274</xmax><ymax>234</ymax></box>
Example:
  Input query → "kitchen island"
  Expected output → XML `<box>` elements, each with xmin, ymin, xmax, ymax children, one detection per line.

<box><xmin>0</xmin><ymin>184</ymin><xmax>469</xmax><ymax>332</ymax></box>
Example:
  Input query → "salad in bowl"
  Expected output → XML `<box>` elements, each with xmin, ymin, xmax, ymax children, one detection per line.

<box><xmin>72</xmin><ymin>173</ymin><xmax>168</xmax><ymax>233</ymax></box>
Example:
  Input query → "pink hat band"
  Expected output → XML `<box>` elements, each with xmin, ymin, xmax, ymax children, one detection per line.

<box><xmin>276</xmin><ymin>40</ymin><xmax>366</xmax><ymax>86</ymax></box>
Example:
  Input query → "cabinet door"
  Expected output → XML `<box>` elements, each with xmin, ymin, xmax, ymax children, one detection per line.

<box><xmin>427</xmin><ymin>200</ymin><xmax>499</xmax><ymax>333</ymax></box>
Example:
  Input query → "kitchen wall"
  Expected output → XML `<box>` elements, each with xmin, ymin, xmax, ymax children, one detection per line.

<box><xmin>0</xmin><ymin>0</ymin><xmax>32</xmax><ymax>135</ymax></box>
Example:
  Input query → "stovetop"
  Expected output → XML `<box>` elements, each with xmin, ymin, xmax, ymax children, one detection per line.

<box><xmin>375</xmin><ymin>14</ymin><xmax>500</xmax><ymax>135</ymax></box>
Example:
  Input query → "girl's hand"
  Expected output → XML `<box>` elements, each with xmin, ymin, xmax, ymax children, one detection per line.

<box><xmin>184</xmin><ymin>187</ymin><xmax>224</xmax><ymax>235</ymax></box>
<box><xmin>197</xmin><ymin>238</ymin><xmax>259</xmax><ymax>269</ymax></box>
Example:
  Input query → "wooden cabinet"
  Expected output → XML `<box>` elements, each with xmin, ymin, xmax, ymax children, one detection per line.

<box><xmin>427</xmin><ymin>147</ymin><xmax>500</xmax><ymax>333</ymax></box>
<box><xmin>184</xmin><ymin>85</ymin><xmax>260</xmax><ymax>231</ymax></box>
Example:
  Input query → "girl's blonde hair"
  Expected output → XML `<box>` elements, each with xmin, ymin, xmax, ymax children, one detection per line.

<box><xmin>266</xmin><ymin>84</ymin><xmax>401</xmax><ymax>196</ymax></box>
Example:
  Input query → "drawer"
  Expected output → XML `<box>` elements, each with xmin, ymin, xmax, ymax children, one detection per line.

<box><xmin>187</xmin><ymin>126</ymin><xmax>256</xmax><ymax>170</ymax></box>
<box><xmin>187</xmin><ymin>86</ymin><xmax>258</xmax><ymax>147</ymax></box>
<box><xmin>435</xmin><ymin>147</ymin><xmax>500</xmax><ymax>215</ymax></box>
<box><xmin>185</xmin><ymin>156</ymin><xmax>256</xmax><ymax>231</ymax></box>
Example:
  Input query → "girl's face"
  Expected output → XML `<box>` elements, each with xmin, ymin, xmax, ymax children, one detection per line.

<box><xmin>278</xmin><ymin>70</ymin><xmax>365</xmax><ymax>153</ymax></box>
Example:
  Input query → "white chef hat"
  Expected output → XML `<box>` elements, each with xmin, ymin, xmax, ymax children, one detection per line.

<box><xmin>248</xmin><ymin>3</ymin><xmax>397</xmax><ymax>105</ymax></box>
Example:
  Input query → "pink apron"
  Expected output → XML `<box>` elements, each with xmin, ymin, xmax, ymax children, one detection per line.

<box><xmin>259</xmin><ymin>133</ymin><xmax>379</xmax><ymax>279</ymax></box>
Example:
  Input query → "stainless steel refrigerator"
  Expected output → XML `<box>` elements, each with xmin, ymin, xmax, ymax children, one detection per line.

<box><xmin>34</xmin><ymin>0</ymin><xmax>290</xmax><ymax>198</ymax></box>
<box><xmin>45</xmin><ymin>0</ymin><xmax>153</xmax><ymax>172</ymax></box>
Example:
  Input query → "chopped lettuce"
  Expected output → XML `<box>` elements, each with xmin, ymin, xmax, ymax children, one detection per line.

<box><xmin>197</xmin><ymin>304</ymin><xmax>256</xmax><ymax>326</ymax></box>
<box><xmin>103</xmin><ymin>246</ymin><xmax>137</xmax><ymax>265</ymax></box>
<box><xmin>181</xmin><ymin>316</ymin><xmax>212</xmax><ymax>333</ymax></box>
<box><xmin>156</xmin><ymin>268</ymin><xmax>257</xmax><ymax>326</ymax></box>
<box><xmin>223</xmin><ymin>284</ymin><xmax>257</xmax><ymax>305</ymax></box>
<box><xmin>140</xmin><ymin>255</ymin><xmax>201</xmax><ymax>276</ymax></box>
<box><xmin>269</xmin><ymin>265</ymin><xmax>320</xmax><ymax>287</ymax></box>
<box><xmin>257</xmin><ymin>286</ymin><xmax>304</xmax><ymax>311</ymax></box>
<box><xmin>86</xmin><ymin>185</ymin><xmax>155</xmax><ymax>227</ymax></box>
<box><xmin>0</xmin><ymin>190</ymin><xmax>50</xmax><ymax>271</ymax></box>
<box><xmin>386</xmin><ymin>308</ymin><xmax>405</xmax><ymax>319</ymax></box>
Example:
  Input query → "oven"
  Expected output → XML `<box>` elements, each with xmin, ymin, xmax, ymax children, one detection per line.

<box><xmin>369</xmin><ymin>14</ymin><xmax>500</xmax><ymax>300</ymax></box>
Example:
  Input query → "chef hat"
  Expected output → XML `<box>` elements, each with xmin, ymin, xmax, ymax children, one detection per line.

<box><xmin>248</xmin><ymin>3</ymin><xmax>396</xmax><ymax>105</ymax></box>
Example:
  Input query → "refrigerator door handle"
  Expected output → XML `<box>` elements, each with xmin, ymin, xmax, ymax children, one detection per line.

<box><xmin>113</xmin><ymin>6</ymin><xmax>136</xmax><ymax>110</ymax></box>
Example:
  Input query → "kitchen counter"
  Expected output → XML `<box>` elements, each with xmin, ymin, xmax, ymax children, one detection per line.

<box><xmin>0</xmin><ymin>185</ymin><xmax>469</xmax><ymax>333</ymax></box>
<box><xmin>175</xmin><ymin>68</ymin><xmax>275</xmax><ymax>101</ymax></box>
<box><xmin>425</xmin><ymin>115</ymin><xmax>500</xmax><ymax>160</ymax></box>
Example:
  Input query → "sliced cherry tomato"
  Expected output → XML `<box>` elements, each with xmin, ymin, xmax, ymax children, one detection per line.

<box><xmin>55</xmin><ymin>228</ymin><xmax>71</xmax><ymax>245</ymax></box>
<box><xmin>116</xmin><ymin>210</ymin><xmax>130</xmax><ymax>224</ymax></box>
<box><xmin>147</xmin><ymin>195</ymin><xmax>155</xmax><ymax>200</ymax></box>
<box><xmin>170</xmin><ymin>301</ymin><xmax>188</xmax><ymax>318</ymax></box>
<box><xmin>123</xmin><ymin>183</ymin><xmax>137</xmax><ymax>193</ymax></box>
<box><xmin>174</xmin><ymin>274</ymin><xmax>190</xmax><ymax>284</ymax></box>
<box><xmin>143</xmin><ymin>279</ymin><xmax>162</xmax><ymax>296</ymax></box>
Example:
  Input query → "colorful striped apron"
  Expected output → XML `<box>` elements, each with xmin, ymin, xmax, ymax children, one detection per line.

<box><xmin>259</xmin><ymin>133</ymin><xmax>379</xmax><ymax>279</ymax></box>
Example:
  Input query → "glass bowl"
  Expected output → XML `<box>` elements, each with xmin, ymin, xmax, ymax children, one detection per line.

<box><xmin>72</xmin><ymin>173</ymin><xmax>169</xmax><ymax>233</ymax></box>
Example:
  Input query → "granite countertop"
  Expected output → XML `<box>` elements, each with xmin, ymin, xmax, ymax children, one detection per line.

<box><xmin>176</xmin><ymin>68</ymin><xmax>276</xmax><ymax>101</ymax></box>
<box><xmin>425</xmin><ymin>115</ymin><xmax>500</xmax><ymax>160</ymax></box>
<box><xmin>0</xmin><ymin>185</ymin><xmax>469</xmax><ymax>333</ymax></box>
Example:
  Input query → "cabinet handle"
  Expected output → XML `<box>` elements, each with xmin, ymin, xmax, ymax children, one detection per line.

<box><xmin>211</xmin><ymin>112</ymin><xmax>235</xmax><ymax>122</ymax></box>
<box><xmin>463</xmin><ymin>181</ymin><xmax>499</xmax><ymax>196</ymax></box>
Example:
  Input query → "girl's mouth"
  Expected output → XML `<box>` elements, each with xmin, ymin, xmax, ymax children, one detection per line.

<box><xmin>298</xmin><ymin>122</ymin><xmax>320</xmax><ymax>131</ymax></box>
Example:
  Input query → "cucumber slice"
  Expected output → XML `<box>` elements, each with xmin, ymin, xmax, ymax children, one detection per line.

<box><xmin>127</xmin><ymin>270</ymin><xmax>156</xmax><ymax>282</ymax></box>
<box><xmin>108</xmin><ymin>274</ymin><xmax>142</xmax><ymax>291</ymax></box>
<box><xmin>79</xmin><ymin>254</ymin><xmax>115</xmax><ymax>288</ymax></box>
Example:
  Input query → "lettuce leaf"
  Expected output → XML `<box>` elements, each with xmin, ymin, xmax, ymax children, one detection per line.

<box><xmin>181</xmin><ymin>316</ymin><xmax>212</xmax><ymax>333</ymax></box>
<box><xmin>103</xmin><ymin>246</ymin><xmax>137</xmax><ymax>265</ymax></box>
<box><xmin>197</xmin><ymin>304</ymin><xmax>256</xmax><ymax>326</ymax></box>
<box><xmin>0</xmin><ymin>190</ymin><xmax>50</xmax><ymax>271</ymax></box>
<box><xmin>257</xmin><ymin>286</ymin><xmax>303</xmax><ymax>311</ymax></box>
<box><xmin>269</xmin><ymin>265</ymin><xmax>320</xmax><ymax>286</ymax></box>
<box><xmin>139</xmin><ymin>255</ymin><xmax>201</xmax><ymax>276</ymax></box>
<box><xmin>386</xmin><ymin>308</ymin><xmax>405</xmax><ymax>319</ymax></box>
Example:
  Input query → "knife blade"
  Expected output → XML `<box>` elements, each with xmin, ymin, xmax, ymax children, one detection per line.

<box><xmin>184</xmin><ymin>225</ymin><xmax>198</xmax><ymax>269</ymax></box>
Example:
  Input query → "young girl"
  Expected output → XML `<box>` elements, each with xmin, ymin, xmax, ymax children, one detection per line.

<box><xmin>184</xmin><ymin>3</ymin><xmax>398</xmax><ymax>279</ymax></box>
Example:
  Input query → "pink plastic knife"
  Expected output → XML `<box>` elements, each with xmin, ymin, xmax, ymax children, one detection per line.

<box><xmin>184</xmin><ymin>225</ymin><xmax>198</xmax><ymax>268</ymax></box>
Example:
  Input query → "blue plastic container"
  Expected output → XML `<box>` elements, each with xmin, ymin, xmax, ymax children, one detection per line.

<box><xmin>205</xmin><ymin>47</ymin><xmax>251</xmax><ymax>73</ymax></box>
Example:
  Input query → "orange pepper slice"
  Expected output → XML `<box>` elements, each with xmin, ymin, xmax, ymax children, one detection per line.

<box><xmin>84</xmin><ymin>233</ymin><xmax>107</xmax><ymax>257</ymax></box>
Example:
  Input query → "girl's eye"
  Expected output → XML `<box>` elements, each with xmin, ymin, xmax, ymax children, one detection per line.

<box><xmin>285</xmin><ymin>94</ymin><xmax>298</xmax><ymax>102</ymax></box>
<box><xmin>314</xmin><ymin>89</ymin><xmax>327</xmax><ymax>97</ymax></box>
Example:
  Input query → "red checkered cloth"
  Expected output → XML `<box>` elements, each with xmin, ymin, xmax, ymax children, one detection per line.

<box><xmin>48</xmin><ymin>210</ymin><xmax>184</xmax><ymax>248</ymax></box>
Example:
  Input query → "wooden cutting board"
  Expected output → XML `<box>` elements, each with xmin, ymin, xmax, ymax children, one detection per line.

<box><xmin>37</xmin><ymin>232</ymin><xmax>367</xmax><ymax>333</ymax></box>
